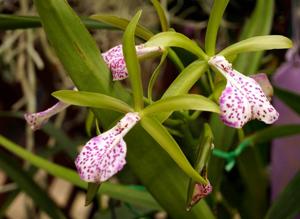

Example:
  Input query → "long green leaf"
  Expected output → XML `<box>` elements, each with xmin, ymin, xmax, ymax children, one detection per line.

<box><xmin>0</xmin><ymin>14</ymin><xmax>115</xmax><ymax>30</ymax></box>
<box><xmin>234</xmin><ymin>0</ymin><xmax>274</xmax><ymax>74</ymax></box>
<box><xmin>248</xmin><ymin>125</ymin><xmax>300</xmax><ymax>143</ymax></box>
<box><xmin>0</xmin><ymin>152</ymin><xmax>66</xmax><ymax>219</ymax></box>
<box><xmin>219</xmin><ymin>35</ymin><xmax>292</xmax><ymax>57</ymax></box>
<box><xmin>205</xmin><ymin>0</ymin><xmax>229</xmax><ymax>55</ymax></box>
<box><xmin>265</xmin><ymin>171</ymin><xmax>300</xmax><ymax>219</ymax></box>
<box><xmin>33</xmin><ymin>0</ymin><xmax>110</xmax><ymax>94</ymax></box>
<box><xmin>145</xmin><ymin>32</ymin><xmax>208</xmax><ymax>60</ymax></box>
<box><xmin>0</xmin><ymin>135</ymin><xmax>161</xmax><ymax>210</ymax></box>
<box><xmin>274</xmin><ymin>86</ymin><xmax>300</xmax><ymax>116</ymax></box>
<box><xmin>151</xmin><ymin>0</ymin><xmax>169</xmax><ymax>31</ymax></box>
<box><xmin>142</xmin><ymin>94</ymin><xmax>220</xmax><ymax>116</ymax></box>
<box><xmin>52</xmin><ymin>90</ymin><xmax>133</xmax><ymax>113</ymax></box>
<box><xmin>123</xmin><ymin>11</ymin><xmax>144</xmax><ymax>110</ymax></box>
<box><xmin>90</xmin><ymin>14</ymin><xmax>153</xmax><ymax>40</ymax></box>
<box><xmin>141</xmin><ymin>116</ymin><xmax>207</xmax><ymax>184</ymax></box>
<box><xmin>157</xmin><ymin>60</ymin><xmax>208</xmax><ymax>122</ymax></box>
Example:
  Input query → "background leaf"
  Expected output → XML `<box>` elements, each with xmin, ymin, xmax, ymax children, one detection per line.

<box><xmin>0</xmin><ymin>152</ymin><xmax>66</xmax><ymax>219</ymax></box>
<box><xmin>234</xmin><ymin>0</ymin><xmax>274</xmax><ymax>74</ymax></box>
<box><xmin>274</xmin><ymin>86</ymin><xmax>300</xmax><ymax>116</ymax></box>
<box><xmin>265</xmin><ymin>171</ymin><xmax>300</xmax><ymax>219</ymax></box>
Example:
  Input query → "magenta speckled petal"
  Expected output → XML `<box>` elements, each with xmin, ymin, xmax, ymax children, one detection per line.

<box><xmin>219</xmin><ymin>83</ymin><xmax>252</xmax><ymax>128</ymax></box>
<box><xmin>209</xmin><ymin>55</ymin><xmax>279</xmax><ymax>128</ymax></box>
<box><xmin>24</xmin><ymin>101</ymin><xmax>70</xmax><ymax>131</ymax></box>
<box><xmin>102</xmin><ymin>44</ymin><xmax>162</xmax><ymax>81</ymax></box>
<box><xmin>75</xmin><ymin>112</ymin><xmax>140</xmax><ymax>183</ymax></box>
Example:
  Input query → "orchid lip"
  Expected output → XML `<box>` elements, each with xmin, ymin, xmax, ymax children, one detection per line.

<box><xmin>208</xmin><ymin>55</ymin><xmax>279</xmax><ymax>128</ymax></box>
<box><xmin>75</xmin><ymin>112</ymin><xmax>140</xmax><ymax>183</ymax></box>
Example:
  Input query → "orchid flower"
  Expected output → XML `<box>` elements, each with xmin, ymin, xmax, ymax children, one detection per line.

<box><xmin>188</xmin><ymin>181</ymin><xmax>213</xmax><ymax>209</ymax></box>
<box><xmin>75</xmin><ymin>112</ymin><xmax>140</xmax><ymax>183</ymax></box>
<box><xmin>24</xmin><ymin>101</ymin><xmax>70</xmax><ymax>131</ymax></box>
<box><xmin>187</xmin><ymin>166</ymin><xmax>212</xmax><ymax>210</ymax></box>
<box><xmin>208</xmin><ymin>55</ymin><xmax>279</xmax><ymax>128</ymax></box>
<box><xmin>24</xmin><ymin>87</ymin><xmax>77</xmax><ymax>131</ymax></box>
<box><xmin>102</xmin><ymin>44</ymin><xmax>162</xmax><ymax>81</ymax></box>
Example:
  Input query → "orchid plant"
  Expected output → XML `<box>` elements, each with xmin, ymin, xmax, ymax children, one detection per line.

<box><xmin>25</xmin><ymin>1</ymin><xmax>291</xmax><ymax>212</ymax></box>
<box><xmin>1</xmin><ymin>0</ymin><xmax>297</xmax><ymax>218</ymax></box>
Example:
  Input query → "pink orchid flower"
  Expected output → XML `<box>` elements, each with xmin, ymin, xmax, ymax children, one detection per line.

<box><xmin>188</xmin><ymin>180</ymin><xmax>213</xmax><ymax>210</ymax></box>
<box><xmin>102</xmin><ymin>44</ymin><xmax>162</xmax><ymax>80</ymax></box>
<box><xmin>24</xmin><ymin>87</ymin><xmax>77</xmax><ymax>131</ymax></box>
<box><xmin>75</xmin><ymin>112</ymin><xmax>140</xmax><ymax>183</ymax></box>
<box><xmin>24</xmin><ymin>101</ymin><xmax>70</xmax><ymax>131</ymax></box>
<box><xmin>208</xmin><ymin>55</ymin><xmax>279</xmax><ymax>128</ymax></box>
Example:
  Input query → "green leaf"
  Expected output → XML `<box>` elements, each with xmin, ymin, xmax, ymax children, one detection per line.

<box><xmin>234</xmin><ymin>0</ymin><xmax>274</xmax><ymax>74</ymax></box>
<box><xmin>90</xmin><ymin>14</ymin><xmax>153</xmax><ymax>41</ymax></box>
<box><xmin>205</xmin><ymin>0</ymin><xmax>229</xmax><ymax>56</ymax></box>
<box><xmin>148</xmin><ymin>51</ymin><xmax>168</xmax><ymax>102</ymax></box>
<box><xmin>157</xmin><ymin>60</ymin><xmax>208</xmax><ymax>122</ymax></box>
<box><xmin>0</xmin><ymin>14</ymin><xmax>115</xmax><ymax>30</ymax></box>
<box><xmin>0</xmin><ymin>152</ymin><xmax>66</xmax><ymax>219</ymax></box>
<box><xmin>274</xmin><ymin>86</ymin><xmax>300</xmax><ymax>116</ymax></box>
<box><xmin>140</xmin><ymin>116</ymin><xmax>207</xmax><ymax>184</ymax></box>
<box><xmin>33</xmin><ymin>0</ymin><xmax>110</xmax><ymax>94</ymax></box>
<box><xmin>265</xmin><ymin>171</ymin><xmax>300</xmax><ymax>219</ymax></box>
<box><xmin>85</xmin><ymin>183</ymin><xmax>101</xmax><ymax>206</ymax></box>
<box><xmin>123</xmin><ymin>10</ymin><xmax>144</xmax><ymax>111</ymax></box>
<box><xmin>142</xmin><ymin>94</ymin><xmax>220</xmax><ymax>116</ymax></box>
<box><xmin>151</xmin><ymin>0</ymin><xmax>169</xmax><ymax>31</ymax></box>
<box><xmin>248</xmin><ymin>125</ymin><xmax>300</xmax><ymax>143</ymax></box>
<box><xmin>52</xmin><ymin>90</ymin><xmax>133</xmax><ymax>113</ymax></box>
<box><xmin>145</xmin><ymin>32</ymin><xmax>208</xmax><ymax>60</ymax></box>
<box><xmin>219</xmin><ymin>35</ymin><xmax>292</xmax><ymax>57</ymax></box>
<box><xmin>0</xmin><ymin>135</ymin><xmax>161</xmax><ymax>210</ymax></box>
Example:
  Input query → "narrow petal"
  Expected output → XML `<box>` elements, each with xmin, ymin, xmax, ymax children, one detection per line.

<box><xmin>209</xmin><ymin>55</ymin><xmax>279</xmax><ymax>128</ymax></box>
<box><xmin>24</xmin><ymin>101</ymin><xmax>69</xmax><ymax>131</ymax></box>
<box><xmin>250</xmin><ymin>73</ymin><xmax>274</xmax><ymax>100</ymax></box>
<box><xmin>102</xmin><ymin>44</ymin><xmax>162</xmax><ymax>81</ymax></box>
<box><xmin>75</xmin><ymin>112</ymin><xmax>140</xmax><ymax>183</ymax></box>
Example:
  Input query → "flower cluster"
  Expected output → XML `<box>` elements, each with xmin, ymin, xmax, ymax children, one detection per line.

<box><xmin>24</xmin><ymin>45</ymin><xmax>280</xmax><ymax>208</ymax></box>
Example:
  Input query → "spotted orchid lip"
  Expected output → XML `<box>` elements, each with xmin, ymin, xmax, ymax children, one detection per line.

<box><xmin>102</xmin><ymin>44</ymin><xmax>162</xmax><ymax>81</ymax></box>
<box><xmin>208</xmin><ymin>55</ymin><xmax>279</xmax><ymax>128</ymax></box>
<box><xmin>75</xmin><ymin>112</ymin><xmax>140</xmax><ymax>183</ymax></box>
